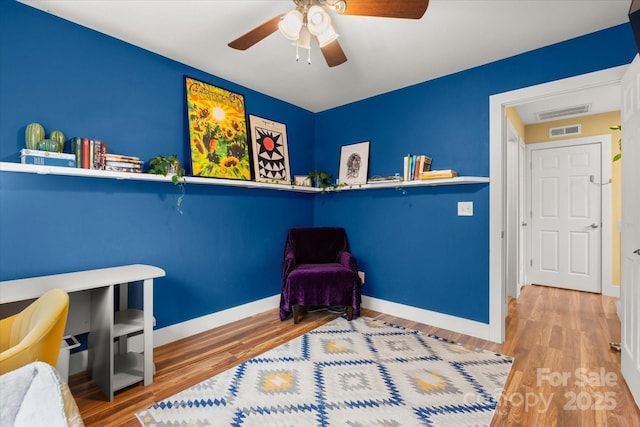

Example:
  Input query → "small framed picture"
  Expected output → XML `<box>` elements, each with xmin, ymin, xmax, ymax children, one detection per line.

<box><xmin>248</xmin><ymin>115</ymin><xmax>291</xmax><ymax>183</ymax></box>
<box><xmin>338</xmin><ymin>141</ymin><xmax>370</xmax><ymax>185</ymax></box>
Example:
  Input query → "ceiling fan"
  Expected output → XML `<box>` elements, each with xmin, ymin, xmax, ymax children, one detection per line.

<box><xmin>228</xmin><ymin>0</ymin><xmax>429</xmax><ymax>67</ymax></box>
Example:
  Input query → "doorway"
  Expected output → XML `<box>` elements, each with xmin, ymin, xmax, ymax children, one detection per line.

<box><xmin>527</xmin><ymin>138</ymin><xmax>607</xmax><ymax>293</ymax></box>
<box><xmin>488</xmin><ymin>65</ymin><xmax>626</xmax><ymax>343</ymax></box>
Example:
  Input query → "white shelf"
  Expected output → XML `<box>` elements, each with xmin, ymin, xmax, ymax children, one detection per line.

<box><xmin>339</xmin><ymin>176</ymin><xmax>490</xmax><ymax>190</ymax></box>
<box><xmin>0</xmin><ymin>162</ymin><xmax>489</xmax><ymax>192</ymax></box>
<box><xmin>113</xmin><ymin>352</ymin><xmax>144</xmax><ymax>391</ymax></box>
<box><xmin>114</xmin><ymin>309</ymin><xmax>144</xmax><ymax>337</ymax></box>
<box><xmin>0</xmin><ymin>162</ymin><xmax>317</xmax><ymax>193</ymax></box>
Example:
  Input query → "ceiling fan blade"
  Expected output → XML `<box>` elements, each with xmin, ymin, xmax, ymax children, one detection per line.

<box><xmin>320</xmin><ymin>39</ymin><xmax>347</xmax><ymax>67</ymax></box>
<box><xmin>336</xmin><ymin>0</ymin><xmax>429</xmax><ymax>19</ymax></box>
<box><xmin>228</xmin><ymin>15</ymin><xmax>282</xmax><ymax>50</ymax></box>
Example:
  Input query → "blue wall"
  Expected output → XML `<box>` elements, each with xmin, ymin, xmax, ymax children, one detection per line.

<box><xmin>0</xmin><ymin>0</ymin><xmax>316</xmax><ymax>328</ymax></box>
<box><xmin>0</xmin><ymin>0</ymin><xmax>636</xmax><ymax>328</ymax></box>
<box><xmin>314</xmin><ymin>24</ymin><xmax>635</xmax><ymax>323</ymax></box>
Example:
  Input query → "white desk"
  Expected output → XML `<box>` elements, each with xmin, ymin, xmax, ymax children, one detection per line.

<box><xmin>0</xmin><ymin>264</ymin><xmax>166</xmax><ymax>401</ymax></box>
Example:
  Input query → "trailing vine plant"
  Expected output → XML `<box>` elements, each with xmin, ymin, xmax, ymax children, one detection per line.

<box><xmin>610</xmin><ymin>125</ymin><xmax>621</xmax><ymax>162</ymax></box>
<box><xmin>148</xmin><ymin>154</ymin><xmax>187</xmax><ymax>213</ymax></box>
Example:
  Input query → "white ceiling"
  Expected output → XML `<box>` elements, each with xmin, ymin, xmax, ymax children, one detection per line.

<box><xmin>19</xmin><ymin>0</ymin><xmax>630</xmax><ymax>115</ymax></box>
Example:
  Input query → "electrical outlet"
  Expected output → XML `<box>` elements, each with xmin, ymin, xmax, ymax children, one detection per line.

<box><xmin>358</xmin><ymin>271</ymin><xmax>365</xmax><ymax>284</ymax></box>
<box><xmin>458</xmin><ymin>201</ymin><xmax>473</xmax><ymax>216</ymax></box>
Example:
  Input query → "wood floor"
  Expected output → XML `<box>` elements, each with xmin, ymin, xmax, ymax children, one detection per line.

<box><xmin>69</xmin><ymin>285</ymin><xmax>640</xmax><ymax>426</ymax></box>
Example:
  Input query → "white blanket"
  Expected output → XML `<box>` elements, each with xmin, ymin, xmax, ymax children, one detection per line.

<box><xmin>0</xmin><ymin>362</ymin><xmax>83</xmax><ymax>427</ymax></box>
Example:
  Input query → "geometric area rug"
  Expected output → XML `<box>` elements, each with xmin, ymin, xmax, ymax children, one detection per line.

<box><xmin>137</xmin><ymin>316</ymin><xmax>513</xmax><ymax>426</ymax></box>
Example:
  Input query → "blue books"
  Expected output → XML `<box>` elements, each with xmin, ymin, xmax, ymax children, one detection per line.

<box><xmin>20</xmin><ymin>149</ymin><xmax>76</xmax><ymax>168</ymax></box>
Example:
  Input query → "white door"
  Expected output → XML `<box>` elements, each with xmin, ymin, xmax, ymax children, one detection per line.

<box><xmin>529</xmin><ymin>143</ymin><xmax>601</xmax><ymax>293</ymax></box>
<box><xmin>620</xmin><ymin>54</ymin><xmax>640</xmax><ymax>407</ymax></box>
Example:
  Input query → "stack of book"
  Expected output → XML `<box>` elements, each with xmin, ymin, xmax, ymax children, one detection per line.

<box><xmin>368</xmin><ymin>175</ymin><xmax>403</xmax><ymax>184</ymax></box>
<box><xmin>67</xmin><ymin>137</ymin><xmax>107</xmax><ymax>170</ymax></box>
<box><xmin>419</xmin><ymin>169</ymin><xmax>459</xmax><ymax>180</ymax></box>
<box><xmin>104</xmin><ymin>154</ymin><xmax>142</xmax><ymax>173</ymax></box>
<box><xmin>403</xmin><ymin>154</ymin><xmax>432</xmax><ymax>181</ymax></box>
<box><xmin>20</xmin><ymin>149</ymin><xmax>76</xmax><ymax>168</ymax></box>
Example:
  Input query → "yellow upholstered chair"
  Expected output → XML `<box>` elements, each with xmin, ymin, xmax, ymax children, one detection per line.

<box><xmin>0</xmin><ymin>288</ymin><xmax>69</xmax><ymax>375</ymax></box>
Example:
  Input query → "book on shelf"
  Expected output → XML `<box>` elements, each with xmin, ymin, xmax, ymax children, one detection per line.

<box><xmin>105</xmin><ymin>160</ymin><xmax>142</xmax><ymax>169</ymax></box>
<box><xmin>20</xmin><ymin>149</ymin><xmax>75</xmax><ymax>159</ymax></box>
<box><xmin>67</xmin><ymin>137</ymin><xmax>108</xmax><ymax>170</ymax></box>
<box><xmin>20</xmin><ymin>149</ymin><xmax>76</xmax><ymax>168</ymax></box>
<box><xmin>105</xmin><ymin>165</ymin><xmax>142</xmax><ymax>173</ymax></box>
<box><xmin>368</xmin><ymin>176</ymin><xmax>403</xmax><ymax>184</ymax></box>
<box><xmin>418</xmin><ymin>169</ymin><xmax>458</xmax><ymax>180</ymax></box>
<box><xmin>404</xmin><ymin>154</ymin><xmax>432</xmax><ymax>181</ymax></box>
<box><xmin>105</xmin><ymin>153</ymin><xmax>142</xmax><ymax>173</ymax></box>
<box><xmin>104</xmin><ymin>153</ymin><xmax>142</xmax><ymax>163</ymax></box>
<box><xmin>419</xmin><ymin>155</ymin><xmax>432</xmax><ymax>173</ymax></box>
<box><xmin>404</xmin><ymin>155</ymin><xmax>411</xmax><ymax>181</ymax></box>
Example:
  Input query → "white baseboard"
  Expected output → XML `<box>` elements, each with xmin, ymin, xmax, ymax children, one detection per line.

<box><xmin>603</xmin><ymin>282</ymin><xmax>620</xmax><ymax>298</ymax></box>
<box><xmin>153</xmin><ymin>294</ymin><xmax>281</xmax><ymax>347</ymax></box>
<box><xmin>153</xmin><ymin>294</ymin><xmax>492</xmax><ymax>346</ymax></box>
<box><xmin>361</xmin><ymin>296</ymin><xmax>492</xmax><ymax>341</ymax></box>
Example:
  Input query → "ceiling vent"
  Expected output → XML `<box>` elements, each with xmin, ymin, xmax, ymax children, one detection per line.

<box><xmin>549</xmin><ymin>124</ymin><xmax>582</xmax><ymax>138</ymax></box>
<box><xmin>536</xmin><ymin>104</ymin><xmax>591</xmax><ymax>121</ymax></box>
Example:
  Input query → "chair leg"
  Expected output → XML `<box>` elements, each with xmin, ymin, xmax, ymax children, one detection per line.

<box><xmin>293</xmin><ymin>304</ymin><xmax>306</xmax><ymax>324</ymax></box>
<box><xmin>346</xmin><ymin>306</ymin><xmax>353</xmax><ymax>321</ymax></box>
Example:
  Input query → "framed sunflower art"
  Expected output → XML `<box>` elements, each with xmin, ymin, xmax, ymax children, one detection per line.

<box><xmin>248</xmin><ymin>115</ymin><xmax>290</xmax><ymax>184</ymax></box>
<box><xmin>185</xmin><ymin>77</ymin><xmax>251</xmax><ymax>180</ymax></box>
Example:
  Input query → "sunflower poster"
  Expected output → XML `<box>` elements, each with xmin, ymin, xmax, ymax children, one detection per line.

<box><xmin>185</xmin><ymin>77</ymin><xmax>251</xmax><ymax>180</ymax></box>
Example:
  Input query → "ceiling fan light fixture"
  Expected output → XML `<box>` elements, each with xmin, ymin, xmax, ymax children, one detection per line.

<box><xmin>294</xmin><ymin>26</ymin><xmax>311</xmax><ymax>50</ymax></box>
<box><xmin>306</xmin><ymin>5</ymin><xmax>331</xmax><ymax>36</ymax></box>
<box><xmin>279</xmin><ymin>9</ymin><xmax>304</xmax><ymax>40</ymax></box>
<box><xmin>294</xmin><ymin>26</ymin><xmax>312</xmax><ymax>64</ymax></box>
<box><xmin>324</xmin><ymin>0</ymin><xmax>346</xmax><ymax>14</ymax></box>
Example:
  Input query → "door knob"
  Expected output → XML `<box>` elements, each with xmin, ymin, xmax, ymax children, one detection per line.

<box><xmin>588</xmin><ymin>223</ymin><xmax>599</xmax><ymax>229</ymax></box>
<box><xmin>634</xmin><ymin>249</ymin><xmax>640</xmax><ymax>256</ymax></box>
<box><xmin>521</xmin><ymin>222</ymin><xmax>527</xmax><ymax>226</ymax></box>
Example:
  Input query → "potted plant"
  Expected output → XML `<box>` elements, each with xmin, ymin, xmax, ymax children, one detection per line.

<box><xmin>148</xmin><ymin>154</ymin><xmax>187</xmax><ymax>210</ymax></box>
<box><xmin>148</xmin><ymin>154</ymin><xmax>185</xmax><ymax>182</ymax></box>
<box><xmin>308</xmin><ymin>170</ymin><xmax>333</xmax><ymax>190</ymax></box>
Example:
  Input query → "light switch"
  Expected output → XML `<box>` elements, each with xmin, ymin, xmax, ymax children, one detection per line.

<box><xmin>458</xmin><ymin>201</ymin><xmax>473</xmax><ymax>216</ymax></box>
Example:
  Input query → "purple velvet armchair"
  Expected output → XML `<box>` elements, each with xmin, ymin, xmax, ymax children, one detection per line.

<box><xmin>279</xmin><ymin>227</ymin><xmax>362</xmax><ymax>323</ymax></box>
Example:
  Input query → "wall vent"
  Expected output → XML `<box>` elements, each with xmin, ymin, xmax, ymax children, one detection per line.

<box><xmin>549</xmin><ymin>124</ymin><xmax>582</xmax><ymax>138</ymax></box>
<box><xmin>536</xmin><ymin>104</ymin><xmax>591</xmax><ymax>121</ymax></box>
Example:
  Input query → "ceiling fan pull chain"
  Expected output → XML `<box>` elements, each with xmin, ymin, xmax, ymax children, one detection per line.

<box><xmin>296</xmin><ymin>45</ymin><xmax>300</xmax><ymax>62</ymax></box>
<box><xmin>308</xmin><ymin>48</ymin><xmax>311</xmax><ymax>64</ymax></box>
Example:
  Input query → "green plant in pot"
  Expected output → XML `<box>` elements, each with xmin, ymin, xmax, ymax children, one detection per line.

<box><xmin>148</xmin><ymin>154</ymin><xmax>187</xmax><ymax>211</ymax></box>
<box><xmin>308</xmin><ymin>170</ymin><xmax>333</xmax><ymax>190</ymax></box>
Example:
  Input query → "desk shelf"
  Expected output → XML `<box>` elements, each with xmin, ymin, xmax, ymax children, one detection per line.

<box><xmin>113</xmin><ymin>352</ymin><xmax>145</xmax><ymax>391</ymax></box>
<box><xmin>114</xmin><ymin>309</ymin><xmax>144</xmax><ymax>337</ymax></box>
<box><xmin>0</xmin><ymin>264</ymin><xmax>165</xmax><ymax>401</ymax></box>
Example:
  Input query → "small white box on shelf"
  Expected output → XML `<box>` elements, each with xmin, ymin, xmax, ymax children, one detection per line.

<box><xmin>294</xmin><ymin>175</ymin><xmax>312</xmax><ymax>187</ymax></box>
